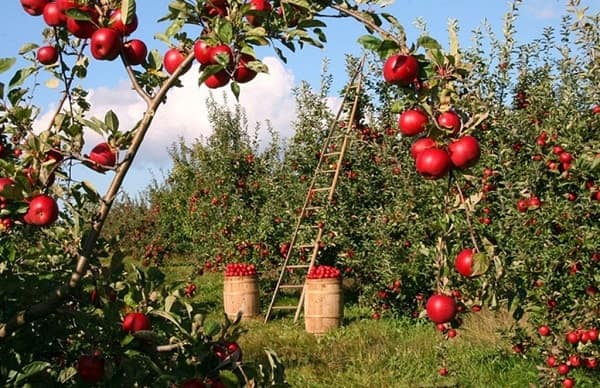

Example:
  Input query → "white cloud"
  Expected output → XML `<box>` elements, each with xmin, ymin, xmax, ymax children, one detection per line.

<box><xmin>87</xmin><ymin>56</ymin><xmax>296</xmax><ymax>167</ymax></box>
<box><xmin>38</xmin><ymin>57</ymin><xmax>298</xmax><ymax>194</ymax></box>
<box><xmin>524</xmin><ymin>0</ymin><xmax>560</xmax><ymax>20</ymax></box>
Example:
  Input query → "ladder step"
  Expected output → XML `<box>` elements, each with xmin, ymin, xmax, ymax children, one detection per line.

<box><xmin>304</xmin><ymin>206</ymin><xmax>321</xmax><ymax>211</ymax></box>
<box><xmin>323</xmin><ymin>152</ymin><xmax>341</xmax><ymax>157</ymax></box>
<box><xmin>272</xmin><ymin>305</ymin><xmax>298</xmax><ymax>310</ymax></box>
<box><xmin>312</xmin><ymin>187</ymin><xmax>332</xmax><ymax>192</ymax></box>
<box><xmin>286</xmin><ymin>264</ymin><xmax>310</xmax><ymax>269</ymax></box>
<box><xmin>318</xmin><ymin>169</ymin><xmax>336</xmax><ymax>174</ymax></box>
<box><xmin>296</xmin><ymin>243</ymin><xmax>316</xmax><ymax>249</ymax></box>
<box><xmin>279</xmin><ymin>284</ymin><xmax>304</xmax><ymax>289</ymax></box>
<box><xmin>299</xmin><ymin>224</ymin><xmax>320</xmax><ymax>230</ymax></box>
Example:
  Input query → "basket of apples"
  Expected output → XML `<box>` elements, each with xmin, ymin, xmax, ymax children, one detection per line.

<box><xmin>304</xmin><ymin>265</ymin><xmax>343</xmax><ymax>334</ymax></box>
<box><xmin>223</xmin><ymin>263</ymin><xmax>259</xmax><ymax>320</ymax></box>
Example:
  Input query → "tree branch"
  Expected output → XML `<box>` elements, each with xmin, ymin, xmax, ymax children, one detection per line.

<box><xmin>0</xmin><ymin>52</ymin><xmax>197</xmax><ymax>341</ymax></box>
<box><xmin>329</xmin><ymin>3</ymin><xmax>408</xmax><ymax>54</ymax></box>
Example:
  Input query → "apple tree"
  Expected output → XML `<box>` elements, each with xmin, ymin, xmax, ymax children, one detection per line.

<box><xmin>1</xmin><ymin>0</ymin><xmax>404</xmax><ymax>385</ymax></box>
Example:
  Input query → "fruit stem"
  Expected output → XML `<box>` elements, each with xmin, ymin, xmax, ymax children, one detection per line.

<box><xmin>454</xmin><ymin>180</ymin><xmax>481</xmax><ymax>253</ymax></box>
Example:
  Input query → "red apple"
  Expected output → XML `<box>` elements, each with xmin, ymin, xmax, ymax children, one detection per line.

<box><xmin>91</xmin><ymin>28</ymin><xmax>122</xmax><ymax>61</ymax></box>
<box><xmin>164</xmin><ymin>48</ymin><xmax>187</xmax><ymax>75</ymax></box>
<box><xmin>246</xmin><ymin>0</ymin><xmax>272</xmax><ymax>26</ymax></box>
<box><xmin>194</xmin><ymin>40</ymin><xmax>213</xmax><ymax>65</ymax></box>
<box><xmin>23</xmin><ymin>194</ymin><xmax>59</xmax><ymax>226</ymax></box>
<box><xmin>425</xmin><ymin>294</ymin><xmax>457</xmax><ymax>324</ymax></box>
<box><xmin>37</xmin><ymin>45</ymin><xmax>59</xmax><ymax>65</ymax></box>
<box><xmin>410</xmin><ymin>137</ymin><xmax>436</xmax><ymax>160</ymax></box>
<box><xmin>415</xmin><ymin>147</ymin><xmax>451</xmax><ymax>179</ymax></box>
<box><xmin>123</xmin><ymin>39</ymin><xmax>147</xmax><ymax>66</ymax></box>
<box><xmin>88</xmin><ymin>142</ymin><xmax>117</xmax><ymax>168</ymax></box>
<box><xmin>448</xmin><ymin>135</ymin><xmax>480</xmax><ymax>169</ymax></box>
<box><xmin>454</xmin><ymin>248</ymin><xmax>475</xmax><ymax>277</ymax></box>
<box><xmin>122</xmin><ymin>312</ymin><xmax>151</xmax><ymax>333</ymax></box>
<box><xmin>210</xmin><ymin>44</ymin><xmax>233</xmax><ymax>67</ymax></box>
<box><xmin>204</xmin><ymin>70</ymin><xmax>230</xmax><ymax>89</ymax></box>
<box><xmin>233</xmin><ymin>53</ymin><xmax>257</xmax><ymax>83</ymax></box>
<box><xmin>205</xmin><ymin>0</ymin><xmax>228</xmax><ymax>17</ymax></box>
<box><xmin>538</xmin><ymin>325</ymin><xmax>551</xmax><ymax>336</ymax></box>
<box><xmin>383</xmin><ymin>54</ymin><xmax>418</xmax><ymax>86</ymax></box>
<box><xmin>437</xmin><ymin>111</ymin><xmax>461</xmax><ymax>133</ymax></box>
<box><xmin>109</xmin><ymin>9</ymin><xmax>138</xmax><ymax>36</ymax></box>
<box><xmin>56</xmin><ymin>0</ymin><xmax>78</xmax><ymax>11</ymax></box>
<box><xmin>592</xmin><ymin>105</ymin><xmax>600</xmax><ymax>114</ymax></box>
<box><xmin>559</xmin><ymin>152</ymin><xmax>573</xmax><ymax>164</ymax></box>
<box><xmin>76</xmin><ymin>354</ymin><xmax>105</xmax><ymax>383</ymax></box>
<box><xmin>66</xmin><ymin>7</ymin><xmax>98</xmax><ymax>39</ymax></box>
<box><xmin>43</xmin><ymin>2</ymin><xmax>66</xmax><ymax>26</ymax></box>
<box><xmin>398</xmin><ymin>109</ymin><xmax>428</xmax><ymax>136</ymax></box>
<box><xmin>21</xmin><ymin>0</ymin><xmax>50</xmax><ymax>16</ymax></box>
<box><xmin>0</xmin><ymin>177</ymin><xmax>15</xmax><ymax>200</ymax></box>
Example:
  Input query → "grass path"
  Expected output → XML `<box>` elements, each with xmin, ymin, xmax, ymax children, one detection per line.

<box><xmin>165</xmin><ymin>265</ymin><xmax>537</xmax><ymax>387</ymax></box>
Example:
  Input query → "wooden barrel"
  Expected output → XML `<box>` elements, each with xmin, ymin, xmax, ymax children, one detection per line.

<box><xmin>304</xmin><ymin>277</ymin><xmax>343</xmax><ymax>334</ymax></box>
<box><xmin>223</xmin><ymin>275</ymin><xmax>260</xmax><ymax>320</ymax></box>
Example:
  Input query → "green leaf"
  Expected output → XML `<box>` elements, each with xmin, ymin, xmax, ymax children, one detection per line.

<box><xmin>297</xmin><ymin>19</ymin><xmax>327</xmax><ymax>28</ymax></box>
<box><xmin>215</xmin><ymin>20</ymin><xmax>233</xmax><ymax>44</ymax></box>
<box><xmin>198</xmin><ymin>64</ymin><xmax>224</xmax><ymax>85</ymax></box>
<box><xmin>357</xmin><ymin>34</ymin><xmax>382</xmax><ymax>51</ymax></box>
<box><xmin>14</xmin><ymin>361</ymin><xmax>51</xmax><ymax>384</ymax></box>
<box><xmin>149</xmin><ymin>309</ymin><xmax>188</xmax><ymax>336</ymax></box>
<box><xmin>65</xmin><ymin>8</ymin><xmax>92</xmax><ymax>21</ymax></box>
<box><xmin>9</xmin><ymin>67</ymin><xmax>35</xmax><ymax>88</ymax></box>
<box><xmin>0</xmin><ymin>57</ymin><xmax>16</xmax><ymax>74</ymax></box>
<box><xmin>121</xmin><ymin>0</ymin><xmax>136</xmax><ymax>25</ymax></box>
<box><xmin>18</xmin><ymin>43</ymin><xmax>38</xmax><ymax>55</ymax></box>
<box><xmin>204</xmin><ymin>320</ymin><xmax>221</xmax><ymax>338</ymax></box>
<box><xmin>381</xmin><ymin>12</ymin><xmax>402</xmax><ymax>28</ymax></box>
<box><xmin>81</xmin><ymin>180</ymin><xmax>100</xmax><ymax>199</ymax></box>
<box><xmin>164</xmin><ymin>295</ymin><xmax>176</xmax><ymax>313</ymax></box>
<box><xmin>230</xmin><ymin>81</ymin><xmax>240</xmax><ymax>101</ymax></box>
<box><xmin>165</xmin><ymin>19</ymin><xmax>184</xmax><ymax>37</ymax></box>
<box><xmin>104</xmin><ymin>110</ymin><xmax>119</xmax><ymax>132</ymax></box>
<box><xmin>417</xmin><ymin>35</ymin><xmax>442</xmax><ymax>50</ymax></box>
<box><xmin>147</xmin><ymin>49</ymin><xmax>162</xmax><ymax>70</ymax></box>
<box><xmin>471</xmin><ymin>252</ymin><xmax>490</xmax><ymax>276</ymax></box>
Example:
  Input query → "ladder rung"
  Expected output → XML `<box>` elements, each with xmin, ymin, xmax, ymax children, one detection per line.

<box><xmin>272</xmin><ymin>305</ymin><xmax>298</xmax><ymax>310</ymax></box>
<box><xmin>318</xmin><ymin>169</ymin><xmax>336</xmax><ymax>174</ymax></box>
<box><xmin>304</xmin><ymin>206</ymin><xmax>321</xmax><ymax>211</ymax></box>
<box><xmin>286</xmin><ymin>264</ymin><xmax>310</xmax><ymax>269</ymax></box>
<box><xmin>323</xmin><ymin>152</ymin><xmax>341</xmax><ymax>157</ymax></box>
<box><xmin>300</xmin><ymin>224</ymin><xmax>320</xmax><ymax>229</ymax></box>
<box><xmin>296</xmin><ymin>243</ymin><xmax>316</xmax><ymax>249</ymax></box>
<box><xmin>279</xmin><ymin>284</ymin><xmax>304</xmax><ymax>289</ymax></box>
<box><xmin>312</xmin><ymin>187</ymin><xmax>332</xmax><ymax>192</ymax></box>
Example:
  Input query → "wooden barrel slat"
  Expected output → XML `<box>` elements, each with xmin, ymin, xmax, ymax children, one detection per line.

<box><xmin>304</xmin><ymin>277</ymin><xmax>343</xmax><ymax>334</ymax></box>
<box><xmin>223</xmin><ymin>275</ymin><xmax>259</xmax><ymax>320</ymax></box>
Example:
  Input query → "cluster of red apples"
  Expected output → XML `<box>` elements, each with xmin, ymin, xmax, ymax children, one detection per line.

<box><xmin>22</xmin><ymin>0</ymin><xmax>272</xmax><ymax>88</ymax></box>
<box><xmin>0</xmin><ymin>140</ymin><xmax>116</xmax><ymax>231</ymax></box>
<box><xmin>383</xmin><ymin>54</ymin><xmax>481</xmax><ymax>179</ymax></box>
<box><xmin>76</xmin><ymin>311</ymin><xmax>152</xmax><ymax>383</ymax></box>
<box><xmin>307</xmin><ymin>265</ymin><xmax>341</xmax><ymax>279</ymax></box>
<box><xmin>224</xmin><ymin>262</ymin><xmax>257</xmax><ymax>277</ymax></box>
<box><xmin>22</xmin><ymin>0</ymin><xmax>148</xmax><ymax>66</ymax></box>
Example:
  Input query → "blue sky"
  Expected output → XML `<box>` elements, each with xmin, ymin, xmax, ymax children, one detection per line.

<box><xmin>1</xmin><ymin>0</ymin><xmax>598</xmax><ymax>196</ymax></box>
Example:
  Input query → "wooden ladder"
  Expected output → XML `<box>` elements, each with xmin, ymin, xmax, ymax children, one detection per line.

<box><xmin>264</xmin><ymin>56</ymin><xmax>366</xmax><ymax>323</ymax></box>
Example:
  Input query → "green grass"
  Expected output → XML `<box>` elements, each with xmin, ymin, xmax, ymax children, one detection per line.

<box><xmin>163</xmin><ymin>261</ymin><xmax>538</xmax><ymax>387</ymax></box>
